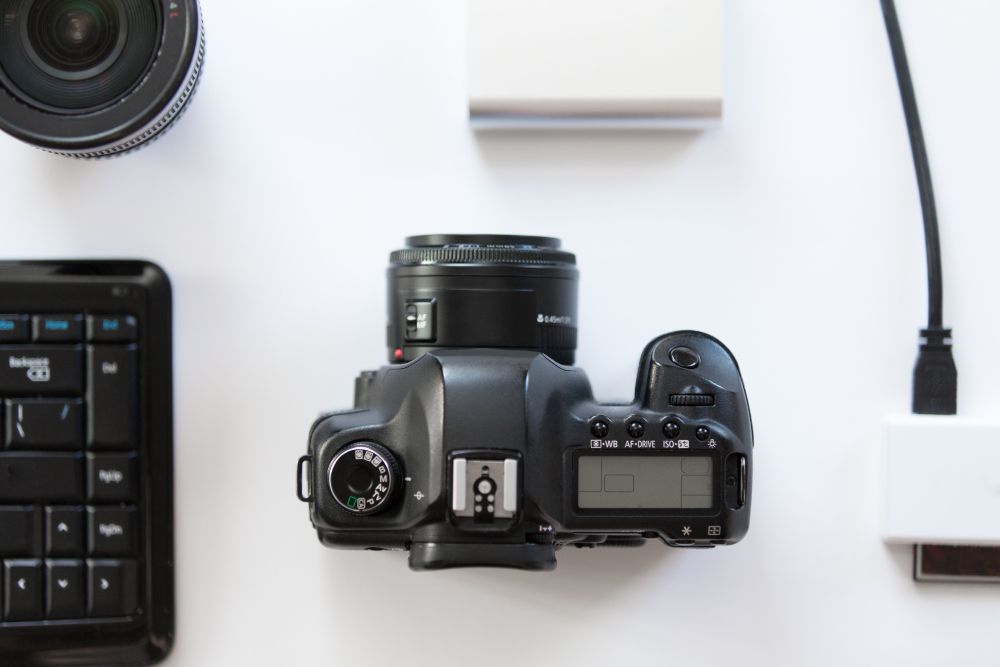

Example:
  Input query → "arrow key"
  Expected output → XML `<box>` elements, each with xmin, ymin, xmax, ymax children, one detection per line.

<box><xmin>3</xmin><ymin>559</ymin><xmax>43</xmax><ymax>621</ymax></box>
<box><xmin>87</xmin><ymin>559</ymin><xmax>137</xmax><ymax>618</ymax></box>
<box><xmin>46</xmin><ymin>559</ymin><xmax>84</xmax><ymax>619</ymax></box>
<box><xmin>46</xmin><ymin>506</ymin><xmax>84</xmax><ymax>556</ymax></box>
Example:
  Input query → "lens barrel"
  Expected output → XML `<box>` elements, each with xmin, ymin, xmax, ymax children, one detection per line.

<box><xmin>387</xmin><ymin>234</ymin><xmax>580</xmax><ymax>365</ymax></box>
<box><xmin>0</xmin><ymin>0</ymin><xmax>203</xmax><ymax>157</ymax></box>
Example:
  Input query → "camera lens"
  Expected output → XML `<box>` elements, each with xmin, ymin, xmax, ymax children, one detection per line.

<box><xmin>387</xmin><ymin>234</ymin><xmax>579</xmax><ymax>365</ymax></box>
<box><xmin>0</xmin><ymin>0</ymin><xmax>204</xmax><ymax>156</ymax></box>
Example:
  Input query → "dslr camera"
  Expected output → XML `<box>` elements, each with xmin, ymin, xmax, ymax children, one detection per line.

<box><xmin>298</xmin><ymin>235</ymin><xmax>753</xmax><ymax>570</ymax></box>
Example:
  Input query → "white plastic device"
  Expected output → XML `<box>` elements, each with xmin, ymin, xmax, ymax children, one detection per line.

<box><xmin>882</xmin><ymin>415</ymin><xmax>1000</xmax><ymax>546</ymax></box>
<box><xmin>467</xmin><ymin>0</ymin><xmax>724</xmax><ymax>128</ymax></box>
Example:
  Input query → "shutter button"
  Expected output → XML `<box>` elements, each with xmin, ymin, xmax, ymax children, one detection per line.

<box><xmin>669</xmin><ymin>346</ymin><xmax>701</xmax><ymax>369</ymax></box>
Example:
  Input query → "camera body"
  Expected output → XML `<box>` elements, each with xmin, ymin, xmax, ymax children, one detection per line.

<box><xmin>299</xmin><ymin>235</ymin><xmax>753</xmax><ymax>570</ymax></box>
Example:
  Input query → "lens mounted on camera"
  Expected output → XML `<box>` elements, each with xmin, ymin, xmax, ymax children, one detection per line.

<box><xmin>387</xmin><ymin>234</ymin><xmax>580</xmax><ymax>365</ymax></box>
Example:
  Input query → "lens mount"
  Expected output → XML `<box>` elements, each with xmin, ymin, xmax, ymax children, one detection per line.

<box><xmin>0</xmin><ymin>0</ymin><xmax>204</xmax><ymax>156</ymax></box>
<box><xmin>387</xmin><ymin>234</ymin><xmax>580</xmax><ymax>365</ymax></box>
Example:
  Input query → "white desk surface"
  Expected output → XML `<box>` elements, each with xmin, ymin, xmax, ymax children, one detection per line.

<box><xmin>2</xmin><ymin>1</ymin><xmax>999</xmax><ymax>665</ymax></box>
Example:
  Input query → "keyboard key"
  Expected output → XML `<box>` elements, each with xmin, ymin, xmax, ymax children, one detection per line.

<box><xmin>0</xmin><ymin>315</ymin><xmax>29</xmax><ymax>343</ymax></box>
<box><xmin>0</xmin><ymin>505</ymin><xmax>41</xmax><ymax>557</ymax></box>
<box><xmin>87</xmin><ymin>559</ymin><xmax>137</xmax><ymax>617</ymax></box>
<box><xmin>4</xmin><ymin>559</ymin><xmax>43</xmax><ymax>621</ymax></box>
<box><xmin>87</xmin><ymin>452</ymin><xmax>138</xmax><ymax>502</ymax></box>
<box><xmin>0</xmin><ymin>345</ymin><xmax>84</xmax><ymax>396</ymax></box>
<box><xmin>87</xmin><ymin>315</ymin><xmax>137</xmax><ymax>343</ymax></box>
<box><xmin>32</xmin><ymin>315</ymin><xmax>83</xmax><ymax>343</ymax></box>
<box><xmin>0</xmin><ymin>453</ymin><xmax>84</xmax><ymax>502</ymax></box>
<box><xmin>46</xmin><ymin>559</ymin><xmax>85</xmax><ymax>619</ymax></box>
<box><xmin>87</xmin><ymin>506</ymin><xmax>136</xmax><ymax>556</ymax></box>
<box><xmin>4</xmin><ymin>399</ymin><xmax>84</xmax><ymax>449</ymax></box>
<box><xmin>86</xmin><ymin>345</ymin><xmax>136</xmax><ymax>449</ymax></box>
<box><xmin>46</xmin><ymin>506</ymin><xmax>84</xmax><ymax>557</ymax></box>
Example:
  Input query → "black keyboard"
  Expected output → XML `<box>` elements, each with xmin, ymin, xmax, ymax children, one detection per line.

<box><xmin>0</xmin><ymin>262</ymin><xmax>173</xmax><ymax>667</ymax></box>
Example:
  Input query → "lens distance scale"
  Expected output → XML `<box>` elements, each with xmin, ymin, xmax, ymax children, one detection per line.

<box><xmin>327</xmin><ymin>443</ymin><xmax>399</xmax><ymax>515</ymax></box>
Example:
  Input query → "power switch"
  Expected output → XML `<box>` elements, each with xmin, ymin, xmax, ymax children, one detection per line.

<box><xmin>404</xmin><ymin>300</ymin><xmax>435</xmax><ymax>342</ymax></box>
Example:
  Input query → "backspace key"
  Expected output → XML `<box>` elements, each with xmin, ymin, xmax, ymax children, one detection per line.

<box><xmin>0</xmin><ymin>346</ymin><xmax>84</xmax><ymax>396</ymax></box>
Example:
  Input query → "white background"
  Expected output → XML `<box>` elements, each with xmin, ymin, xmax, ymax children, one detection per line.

<box><xmin>2</xmin><ymin>1</ymin><xmax>999</xmax><ymax>665</ymax></box>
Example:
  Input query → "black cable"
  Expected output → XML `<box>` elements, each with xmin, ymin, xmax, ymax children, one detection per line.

<box><xmin>880</xmin><ymin>0</ymin><xmax>956</xmax><ymax>415</ymax></box>
<box><xmin>881</xmin><ymin>0</ymin><xmax>942</xmax><ymax>329</ymax></box>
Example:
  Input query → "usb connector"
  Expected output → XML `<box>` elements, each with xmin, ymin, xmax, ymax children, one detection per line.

<box><xmin>912</xmin><ymin>327</ymin><xmax>957</xmax><ymax>415</ymax></box>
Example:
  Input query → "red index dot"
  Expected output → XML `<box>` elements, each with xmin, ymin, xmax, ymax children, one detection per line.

<box><xmin>169</xmin><ymin>12</ymin><xmax>178</xmax><ymax>18</ymax></box>
<box><xmin>394</xmin><ymin>348</ymin><xmax>403</xmax><ymax>360</ymax></box>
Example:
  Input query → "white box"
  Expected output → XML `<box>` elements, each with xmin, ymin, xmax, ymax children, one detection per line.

<box><xmin>883</xmin><ymin>415</ymin><xmax>1000</xmax><ymax>546</ymax></box>
<box><xmin>467</xmin><ymin>0</ymin><xmax>724</xmax><ymax>128</ymax></box>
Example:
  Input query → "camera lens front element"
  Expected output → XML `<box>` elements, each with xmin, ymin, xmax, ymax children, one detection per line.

<box><xmin>0</xmin><ymin>0</ymin><xmax>155</xmax><ymax>110</ymax></box>
<box><xmin>28</xmin><ymin>0</ymin><xmax>125</xmax><ymax>78</ymax></box>
<box><xmin>328</xmin><ymin>443</ymin><xmax>400</xmax><ymax>515</ymax></box>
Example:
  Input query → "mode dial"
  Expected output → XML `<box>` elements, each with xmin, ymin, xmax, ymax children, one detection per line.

<box><xmin>328</xmin><ymin>442</ymin><xmax>401</xmax><ymax>515</ymax></box>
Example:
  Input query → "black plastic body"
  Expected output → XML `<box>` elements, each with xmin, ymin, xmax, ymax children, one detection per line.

<box><xmin>0</xmin><ymin>0</ymin><xmax>202</xmax><ymax>157</ymax></box>
<box><xmin>0</xmin><ymin>261</ymin><xmax>174</xmax><ymax>666</ymax></box>
<box><xmin>304</xmin><ymin>331</ymin><xmax>753</xmax><ymax>571</ymax></box>
<box><xmin>386</xmin><ymin>235</ymin><xmax>579</xmax><ymax>365</ymax></box>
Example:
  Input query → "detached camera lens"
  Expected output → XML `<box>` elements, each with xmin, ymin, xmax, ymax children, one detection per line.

<box><xmin>0</xmin><ymin>0</ymin><xmax>204</xmax><ymax>157</ymax></box>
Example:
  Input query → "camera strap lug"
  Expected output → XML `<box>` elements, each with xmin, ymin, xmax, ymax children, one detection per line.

<box><xmin>297</xmin><ymin>455</ymin><xmax>314</xmax><ymax>502</ymax></box>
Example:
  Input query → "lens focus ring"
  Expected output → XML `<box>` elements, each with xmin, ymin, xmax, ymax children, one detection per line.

<box><xmin>390</xmin><ymin>246</ymin><xmax>576</xmax><ymax>267</ymax></box>
<box><xmin>77</xmin><ymin>10</ymin><xmax>204</xmax><ymax>158</ymax></box>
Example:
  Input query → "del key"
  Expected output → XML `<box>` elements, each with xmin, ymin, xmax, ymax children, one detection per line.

<box><xmin>87</xmin><ymin>345</ymin><xmax>137</xmax><ymax>449</ymax></box>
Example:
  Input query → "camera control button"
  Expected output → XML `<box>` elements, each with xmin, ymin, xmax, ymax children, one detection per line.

<box><xmin>668</xmin><ymin>346</ymin><xmax>701</xmax><ymax>369</ymax></box>
<box><xmin>696</xmin><ymin>427</ymin><xmax>710</xmax><ymax>441</ymax></box>
<box><xmin>590</xmin><ymin>421</ymin><xmax>609</xmax><ymax>438</ymax></box>
<box><xmin>663</xmin><ymin>421</ymin><xmax>681</xmax><ymax>438</ymax></box>
<box><xmin>627</xmin><ymin>421</ymin><xmax>644</xmax><ymax>438</ymax></box>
